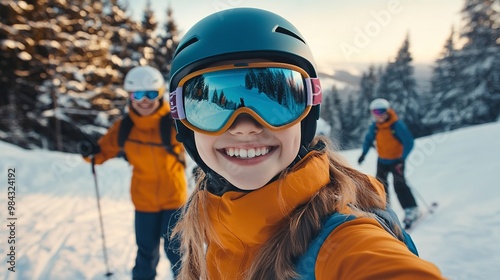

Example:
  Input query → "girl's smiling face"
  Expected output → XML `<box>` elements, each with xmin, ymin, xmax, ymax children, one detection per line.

<box><xmin>195</xmin><ymin>114</ymin><xmax>301</xmax><ymax>190</ymax></box>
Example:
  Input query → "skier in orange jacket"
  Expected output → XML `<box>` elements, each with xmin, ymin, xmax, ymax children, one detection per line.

<box><xmin>81</xmin><ymin>66</ymin><xmax>187</xmax><ymax>279</ymax></box>
<box><xmin>358</xmin><ymin>98</ymin><xmax>419</xmax><ymax>228</ymax></box>
<box><xmin>168</xmin><ymin>8</ymin><xmax>445</xmax><ymax>280</ymax></box>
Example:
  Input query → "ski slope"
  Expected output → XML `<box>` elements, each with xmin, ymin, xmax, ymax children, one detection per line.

<box><xmin>1</xmin><ymin>122</ymin><xmax>500</xmax><ymax>279</ymax></box>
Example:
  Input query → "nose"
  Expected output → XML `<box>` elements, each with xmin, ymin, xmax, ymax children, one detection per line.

<box><xmin>228</xmin><ymin>114</ymin><xmax>263</xmax><ymax>136</ymax></box>
<box><xmin>139</xmin><ymin>97</ymin><xmax>153</xmax><ymax>103</ymax></box>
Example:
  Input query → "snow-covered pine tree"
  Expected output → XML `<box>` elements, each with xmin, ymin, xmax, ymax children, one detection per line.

<box><xmin>154</xmin><ymin>5</ymin><xmax>180</xmax><ymax>87</ymax></box>
<box><xmin>320</xmin><ymin>88</ymin><xmax>336</xmax><ymax>128</ymax></box>
<box><xmin>139</xmin><ymin>0</ymin><xmax>158</xmax><ymax>66</ymax></box>
<box><xmin>320</xmin><ymin>86</ymin><xmax>342</xmax><ymax>146</ymax></box>
<box><xmin>341</xmin><ymin>94</ymin><xmax>363</xmax><ymax>149</ymax></box>
<box><xmin>35</xmin><ymin>0</ymin><xmax>125</xmax><ymax>151</ymax></box>
<box><xmin>104</xmin><ymin>0</ymin><xmax>143</xmax><ymax>76</ymax></box>
<box><xmin>0</xmin><ymin>1</ymin><xmax>35</xmax><ymax>147</ymax></box>
<box><xmin>356</xmin><ymin>65</ymin><xmax>379</xmax><ymax>136</ymax></box>
<box><xmin>424</xmin><ymin>0</ymin><xmax>499</xmax><ymax>133</ymax></box>
<box><xmin>423</xmin><ymin>28</ymin><xmax>465</xmax><ymax>132</ymax></box>
<box><xmin>359</xmin><ymin>65</ymin><xmax>378</xmax><ymax>110</ymax></box>
<box><xmin>0</xmin><ymin>0</ymin><xmax>170</xmax><ymax>152</ymax></box>
<box><xmin>376</xmin><ymin>34</ymin><xmax>422</xmax><ymax>136</ymax></box>
<box><xmin>454</xmin><ymin>0</ymin><xmax>499</xmax><ymax>125</ymax></box>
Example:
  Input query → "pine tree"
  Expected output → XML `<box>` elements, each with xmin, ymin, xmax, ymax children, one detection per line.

<box><xmin>455</xmin><ymin>0</ymin><xmax>499</xmax><ymax>124</ymax></box>
<box><xmin>0</xmin><ymin>0</ymin><xmax>68</xmax><ymax>149</ymax></box>
<box><xmin>0</xmin><ymin>1</ymin><xmax>36</xmax><ymax>147</ymax></box>
<box><xmin>320</xmin><ymin>86</ymin><xmax>343</xmax><ymax>147</ymax></box>
<box><xmin>376</xmin><ymin>34</ymin><xmax>422</xmax><ymax>136</ymax></box>
<box><xmin>342</xmin><ymin>94</ymin><xmax>360</xmax><ymax>149</ymax></box>
<box><xmin>359</xmin><ymin>65</ymin><xmax>378</xmax><ymax>109</ymax></box>
<box><xmin>34</xmin><ymin>0</ymin><xmax>123</xmax><ymax>151</ymax></box>
<box><xmin>423</xmin><ymin>28</ymin><xmax>465</xmax><ymax>132</ymax></box>
<box><xmin>1</xmin><ymin>1</ymin><xmax>181</xmax><ymax>152</ymax></box>
<box><xmin>357</xmin><ymin>65</ymin><xmax>379</xmax><ymax>131</ymax></box>
<box><xmin>154</xmin><ymin>5</ymin><xmax>180</xmax><ymax>86</ymax></box>
<box><xmin>103</xmin><ymin>0</ymin><xmax>142</xmax><ymax>75</ymax></box>
<box><xmin>424</xmin><ymin>0</ymin><xmax>499</xmax><ymax>132</ymax></box>
<box><xmin>139</xmin><ymin>0</ymin><xmax>158</xmax><ymax>66</ymax></box>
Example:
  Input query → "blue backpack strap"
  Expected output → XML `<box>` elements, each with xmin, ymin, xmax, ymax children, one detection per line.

<box><xmin>295</xmin><ymin>208</ymin><xmax>419</xmax><ymax>279</ymax></box>
<box><xmin>159</xmin><ymin>112</ymin><xmax>172</xmax><ymax>148</ymax></box>
<box><xmin>115</xmin><ymin>113</ymin><xmax>185</xmax><ymax>166</ymax></box>
<box><xmin>295</xmin><ymin>213</ymin><xmax>356</xmax><ymax>279</ymax></box>
<box><xmin>117</xmin><ymin>114</ymin><xmax>133</xmax><ymax>160</ymax></box>
<box><xmin>370</xmin><ymin>206</ymin><xmax>419</xmax><ymax>256</ymax></box>
<box><xmin>160</xmin><ymin>113</ymin><xmax>186</xmax><ymax>167</ymax></box>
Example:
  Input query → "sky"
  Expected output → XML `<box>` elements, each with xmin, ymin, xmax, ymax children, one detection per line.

<box><xmin>127</xmin><ymin>0</ymin><xmax>465</xmax><ymax>74</ymax></box>
<box><xmin>1</xmin><ymin>121</ymin><xmax>500</xmax><ymax>279</ymax></box>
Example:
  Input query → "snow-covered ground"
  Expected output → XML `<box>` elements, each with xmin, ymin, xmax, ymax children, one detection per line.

<box><xmin>1</xmin><ymin>122</ymin><xmax>499</xmax><ymax>279</ymax></box>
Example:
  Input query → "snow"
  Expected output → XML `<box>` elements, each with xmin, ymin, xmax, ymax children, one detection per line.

<box><xmin>1</xmin><ymin>122</ymin><xmax>500</xmax><ymax>279</ymax></box>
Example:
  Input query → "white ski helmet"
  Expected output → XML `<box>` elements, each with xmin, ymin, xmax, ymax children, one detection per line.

<box><xmin>124</xmin><ymin>65</ymin><xmax>165</xmax><ymax>95</ymax></box>
<box><xmin>369</xmin><ymin>98</ymin><xmax>390</xmax><ymax>110</ymax></box>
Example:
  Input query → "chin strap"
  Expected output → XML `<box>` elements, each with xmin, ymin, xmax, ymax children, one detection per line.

<box><xmin>288</xmin><ymin>140</ymin><xmax>326</xmax><ymax>168</ymax></box>
<box><xmin>204</xmin><ymin>170</ymin><xmax>245</xmax><ymax>196</ymax></box>
<box><xmin>288</xmin><ymin>145</ymin><xmax>310</xmax><ymax>168</ymax></box>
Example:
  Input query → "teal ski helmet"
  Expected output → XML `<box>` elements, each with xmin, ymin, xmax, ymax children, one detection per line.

<box><xmin>169</xmin><ymin>8</ymin><xmax>321</xmax><ymax>176</ymax></box>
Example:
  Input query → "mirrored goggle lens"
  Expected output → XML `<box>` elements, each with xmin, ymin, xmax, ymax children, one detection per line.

<box><xmin>181</xmin><ymin>67</ymin><xmax>309</xmax><ymax>132</ymax></box>
<box><xmin>131</xmin><ymin>90</ymin><xmax>159</xmax><ymax>101</ymax></box>
<box><xmin>372</xmin><ymin>109</ymin><xmax>387</xmax><ymax>115</ymax></box>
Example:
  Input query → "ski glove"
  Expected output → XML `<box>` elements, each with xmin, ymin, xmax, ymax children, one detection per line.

<box><xmin>78</xmin><ymin>140</ymin><xmax>100</xmax><ymax>158</ymax></box>
<box><xmin>358</xmin><ymin>154</ymin><xmax>365</xmax><ymax>165</ymax></box>
<box><xmin>394</xmin><ymin>158</ymin><xmax>404</xmax><ymax>175</ymax></box>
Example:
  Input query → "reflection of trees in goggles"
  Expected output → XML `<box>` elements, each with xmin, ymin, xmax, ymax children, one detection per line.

<box><xmin>170</xmin><ymin>63</ymin><xmax>322</xmax><ymax>134</ymax></box>
<box><xmin>131</xmin><ymin>90</ymin><xmax>160</xmax><ymax>101</ymax></box>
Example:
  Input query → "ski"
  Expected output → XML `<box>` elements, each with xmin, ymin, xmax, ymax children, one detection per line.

<box><xmin>404</xmin><ymin>202</ymin><xmax>438</xmax><ymax>232</ymax></box>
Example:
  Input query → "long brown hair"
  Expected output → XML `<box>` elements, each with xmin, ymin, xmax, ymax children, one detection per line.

<box><xmin>172</xmin><ymin>136</ymin><xmax>385</xmax><ymax>280</ymax></box>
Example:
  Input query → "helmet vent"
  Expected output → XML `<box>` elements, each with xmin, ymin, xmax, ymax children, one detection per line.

<box><xmin>176</xmin><ymin>37</ymin><xmax>199</xmax><ymax>56</ymax></box>
<box><xmin>274</xmin><ymin>26</ymin><xmax>305</xmax><ymax>44</ymax></box>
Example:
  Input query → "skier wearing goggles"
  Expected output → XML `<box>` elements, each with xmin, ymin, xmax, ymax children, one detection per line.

<box><xmin>81</xmin><ymin>65</ymin><xmax>187</xmax><ymax>279</ymax></box>
<box><xmin>169</xmin><ymin>8</ymin><xmax>444</xmax><ymax>280</ymax></box>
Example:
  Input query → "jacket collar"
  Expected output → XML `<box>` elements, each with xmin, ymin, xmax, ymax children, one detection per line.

<box><xmin>204</xmin><ymin>152</ymin><xmax>330</xmax><ymax>253</ymax></box>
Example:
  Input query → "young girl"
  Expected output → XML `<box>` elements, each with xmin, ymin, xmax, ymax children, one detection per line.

<box><xmin>168</xmin><ymin>8</ymin><xmax>445</xmax><ymax>280</ymax></box>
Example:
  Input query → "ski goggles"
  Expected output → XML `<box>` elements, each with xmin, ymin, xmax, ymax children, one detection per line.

<box><xmin>371</xmin><ymin>109</ymin><xmax>387</xmax><ymax>116</ymax></box>
<box><xmin>169</xmin><ymin>62</ymin><xmax>322</xmax><ymax>135</ymax></box>
<box><xmin>130</xmin><ymin>89</ymin><xmax>162</xmax><ymax>101</ymax></box>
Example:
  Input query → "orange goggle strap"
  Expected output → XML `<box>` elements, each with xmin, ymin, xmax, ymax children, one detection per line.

<box><xmin>169</xmin><ymin>62</ymin><xmax>322</xmax><ymax>135</ymax></box>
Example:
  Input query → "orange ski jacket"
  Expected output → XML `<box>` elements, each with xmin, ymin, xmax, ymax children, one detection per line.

<box><xmin>85</xmin><ymin>102</ymin><xmax>188</xmax><ymax>212</ymax></box>
<box><xmin>202</xmin><ymin>152</ymin><xmax>444</xmax><ymax>279</ymax></box>
<box><xmin>375</xmin><ymin>109</ymin><xmax>404</xmax><ymax>159</ymax></box>
<box><xmin>361</xmin><ymin>109</ymin><xmax>415</xmax><ymax>163</ymax></box>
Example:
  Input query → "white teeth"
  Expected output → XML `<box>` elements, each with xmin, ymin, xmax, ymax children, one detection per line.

<box><xmin>247</xmin><ymin>148</ymin><xmax>256</xmax><ymax>158</ymax></box>
<box><xmin>239</xmin><ymin>149</ymin><xmax>247</xmax><ymax>158</ymax></box>
<box><xmin>255</xmin><ymin>148</ymin><xmax>261</xmax><ymax>156</ymax></box>
<box><xmin>226</xmin><ymin>147</ymin><xmax>270</xmax><ymax>158</ymax></box>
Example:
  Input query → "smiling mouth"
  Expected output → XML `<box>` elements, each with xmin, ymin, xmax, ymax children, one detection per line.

<box><xmin>137</xmin><ymin>104</ymin><xmax>153</xmax><ymax>109</ymax></box>
<box><xmin>224</xmin><ymin>147</ymin><xmax>271</xmax><ymax>159</ymax></box>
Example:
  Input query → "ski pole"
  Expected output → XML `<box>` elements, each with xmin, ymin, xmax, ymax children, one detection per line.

<box><xmin>408</xmin><ymin>183</ymin><xmax>436</xmax><ymax>214</ymax></box>
<box><xmin>91</xmin><ymin>158</ymin><xmax>113</xmax><ymax>278</ymax></box>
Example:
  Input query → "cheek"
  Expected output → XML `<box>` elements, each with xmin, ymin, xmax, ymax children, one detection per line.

<box><xmin>194</xmin><ymin>133</ymin><xmax>217</xmax><ymax>167</ymax></box>
<box><xmin>130</xmin><ymin>101</ymin><xmax>139</xmax><ymax>111</ymax></box>
<box><xmin>279</xmin><ymin>125</ymin><xmax>302</xmax><ymax>164</ymax></box>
